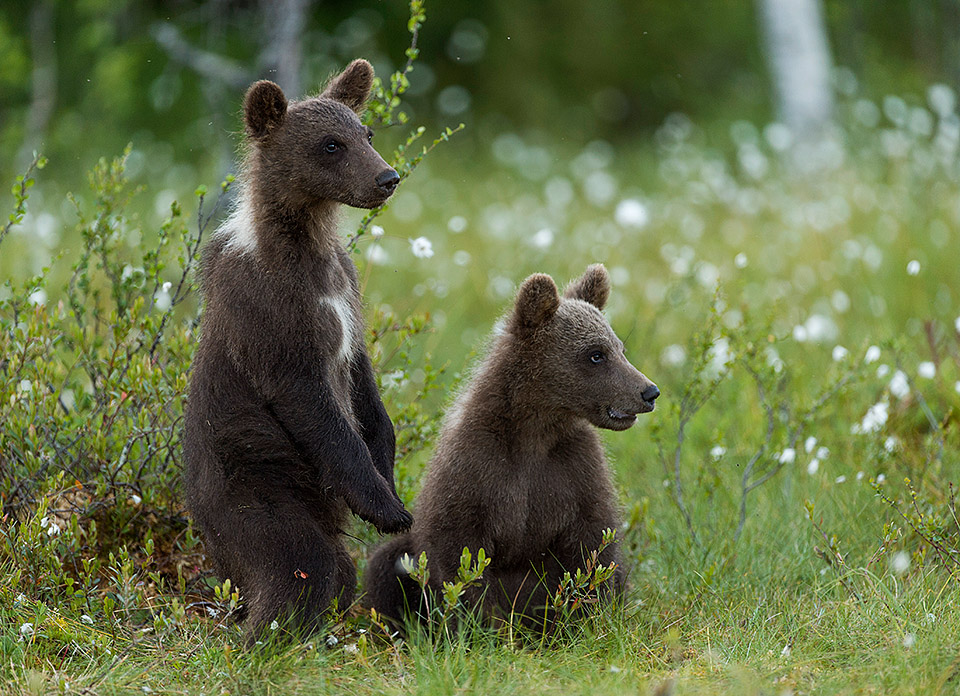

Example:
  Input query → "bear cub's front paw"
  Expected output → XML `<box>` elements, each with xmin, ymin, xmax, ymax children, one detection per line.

<box><xmin>374</xmin><ymin>500</ymin><xmax>414</xmax><ymax>534</ymax></box>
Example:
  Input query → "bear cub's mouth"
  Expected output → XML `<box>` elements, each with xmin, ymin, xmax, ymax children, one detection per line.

<box><xmin>607</xmin><ymin>407</ymin><xmax>638</xmax><ymax>423</ymax></box>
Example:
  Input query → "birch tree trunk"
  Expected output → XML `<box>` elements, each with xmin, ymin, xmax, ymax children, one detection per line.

<box><xmin>757</xmin><ymin>0</ymin><xmax>835</xmax><ymax>140</ymax></box>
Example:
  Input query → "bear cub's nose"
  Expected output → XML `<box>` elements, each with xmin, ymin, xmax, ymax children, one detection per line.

<box><xmin>376</xmin><ymin>169</ymin><xmax>400</xmax><ymax>192</ymax></box>
<box><xmin>642</xmin><ymin>384</ymin><xmax>661</xmax><ymax>403</ymax></box>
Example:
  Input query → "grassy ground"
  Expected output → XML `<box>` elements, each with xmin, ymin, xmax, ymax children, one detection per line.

<box><xmin>2</xmin><ymin>95</ymin><xmax>960</xmax><ymax>694</ymax></box>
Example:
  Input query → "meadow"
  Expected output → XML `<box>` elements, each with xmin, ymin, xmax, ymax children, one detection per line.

<box><xmin>2</xmin><ymin>63</ymin><xmax>960</xmax><ymax>694</ymax></box>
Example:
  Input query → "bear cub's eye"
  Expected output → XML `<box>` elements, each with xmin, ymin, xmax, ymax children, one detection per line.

<box><xmin>366</xmin><ymin>128</ymin><xmax>374</xmax><ymax>144</ymax></box>
<box><xmin>324</xmin><ymin>139</ymin><xmax>342</xmax><ymax>154</ymax></box>
<box><xmin>589</xmin><ymin>350</ymin><xmax>606</xmax><ymax>364</ymax></box>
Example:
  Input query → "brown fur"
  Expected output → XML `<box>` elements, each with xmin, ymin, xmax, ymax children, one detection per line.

<box><xmin>183</xmin><ymin>59</ymin><xmax>410</xmax><ymax>643</ymax></box>
<box><xmin>365</xmin><ymin>265</ymin><xmax>660</xmax><ymax>629</ymax></box>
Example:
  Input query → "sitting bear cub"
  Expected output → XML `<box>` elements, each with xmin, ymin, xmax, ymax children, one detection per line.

<box><xmin>365</xmin><ymin>264</ymin><xmax>660</xmax><ymax>628</ymax></box>
<box><xmin>183</xmin><ymin>60</ymin><xmax>412</xmax><ymax>642</ymax></box>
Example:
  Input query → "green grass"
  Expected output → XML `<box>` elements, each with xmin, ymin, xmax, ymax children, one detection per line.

<box><xmin>2</xmin><ymin>93</ymin><xmax>960</xmax><ymax>694</ymax></box>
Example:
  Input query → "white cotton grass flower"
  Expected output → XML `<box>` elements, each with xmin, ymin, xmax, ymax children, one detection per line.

<box><xmin>530</xmin><ymin>227</ymin><xmax>554</xmax><ymax>249</ymax></box>
<box><xmin>807</xmin><ymin>459</ymin><xmax>820</xmax><ymax>475</ymax></box>
<box><xmin>343</xmin><ymin>643</ymin><xmax>359</xmax><ymax>655</ymax></box>
<box><xmin>369</xmin><ymin>224</ymin><xmax>385</xmax><ymax>239</ymax></box>
<box><xmin>876</xmin><ymin>364</ymin><xmax>890</xmax><ymax>378</ymax></box>
<box><xmin>710</xmin><ymin>445</ymin><xmax>726</xmax><ymax>460</ymax></box>
<box><xmin>853</xmin><ymin>401</ymin><xmax>889</xmax><ymax>434</ymax></box>
<box><xmin>269</xmin><ymin>620</ymin><xmax>279</xmax><ymax>631</ymax></box>
<box><xmin>734</xmin><ymin>252</ymin><xmax>748</xmax><ymax>268</ymax></box>
<box><xmin>906</xmin><ymin>259</ymin><xmax>920</xmax><ymax>276</ymax></box>
<box><xmin>832</xmin><ymin>345</ymin><xmax>849</xmax><ymax>362</ymax></box>
<box><xmin>447</xmin><ymin>215</ymin><xmax>467</xmax><ymax>233</ymax></box>
<box><xmin>884</xmin><ymin>436</ymin><xmax>900</xmax><ymax>453</ymax></box>
<box><xmin>325</xmin><ymin>634</ymin><xmax>339</xmax><ymax>647</ymax></box>
<box><xmin>365</xmin><ymin>243</ymin><xmax>388</xmax><ymax>266</ymax></box>
<box><xmin>661</xmin><ymin>344</ymin><xmax>686</xmax><ymax>367</ymax></box>
<box><xmin>890</xmin><ymin>551</ymin><xmax>910</xmax><ymax>575</ymax></box>
<box><xmin>409</xmin><ymin>236</ymin><xmax>434</xmax><ymax>259</ymax></box>
<box><xmin>19</xmin><ymin>623</ymin><xmax>34</xmax><ymax>637</ymax></box>
<box><xmin>805</xmin><ymin>436</ymin><xmax>818</xmax><ymax>453</ymax></box>
<box><xmin>917</xmin><ymin>361</ymin><xmax>936</xmax><ymax>379</ymax></box>
<box><xmin>614</xmin><ymin>198</ymin><xmax>650</xmax><ymax>229</ymax></box>
<box><xmin>816</xmin><ymin>446</ymin><xmax>829</xmax><ymax>460</ymax></box>
<box><xmin>780</xmin><ymin>643</ymin><xmax>791</xmax><ymax>658</ymax></box>
<box><xmin>778</xmin><ymin>448</ymin><xmax>796</xmax><ymax>464</ymax></box>
<box><xmin>903</xmin><ymin>632</ymin><xmax>916</xmax><ymax>648</ymax></box>
<box><xmin>889</xmin><ymin>370</ymin><xmax>910</xmax><ymax>399</ymax></box>
<box><xmin>857</xmin><ymin>471</ymin><xmax>865</xmax><ymax>481</ymax></box>
<box><xmin>161</xmin><ymin>281</ymin><xmax>172</xmax><ymax>293</ymax></box>
<box><xmin>864</xmin><ymin>345</ymin><xmax>881</xmax><ymax>364</ymax></box>
<box><xmin>835</xmin><ymin>475</ymin><xmax>846</xmax><ymax>483</ymax></box>
<box><xmin>876</xmin><ymin>473</ymin><xmax>886</xmax><ymax>484</ymax></box>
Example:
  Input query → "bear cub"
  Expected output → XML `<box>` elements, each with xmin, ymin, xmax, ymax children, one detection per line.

<box><xmin>365</xmin><ymin>264</ymin><xmax>660</xmax><ymax>628</ymax></box>
<box><xmin>183</xmin><ymin>59</ymin><xmax>412</xmax><ymax>641</ymax></box>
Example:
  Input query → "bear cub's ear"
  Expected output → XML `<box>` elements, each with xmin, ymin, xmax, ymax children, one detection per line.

<box><xmin>511</xmin><ymin>273</ymin><xmax>561</xmax><ymax>333</ymax></box>
<box><xmin>321</xmin><ymin>59</ymin><xmax>375</xmax><ymax>114</ymax></box>
<box><xmin>244</xmin><ymin>80</ymin><xmax>288</xmax><ymax>141</ymax></box>
<box><xmin>563</xmin><ymin>263</ymin><xmax>610</xmax><ymax>310</ymax></box>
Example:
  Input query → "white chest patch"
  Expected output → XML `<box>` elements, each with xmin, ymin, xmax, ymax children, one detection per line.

<box><xmin>320</xmin><ymin>294</ymin><xmax>357</xmax><ymax>366</ymax></box>
<box><xmin>217</xmin><ymin>198</ymin><xmax>258</xmax><ymax>254</ymax></box>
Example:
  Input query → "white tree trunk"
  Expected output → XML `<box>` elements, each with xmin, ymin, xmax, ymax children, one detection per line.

<box><xmin>758</xmin><ymin>0</ymin><xmax>835</xmax><ymax>140</ymax></box>
<box><xmin>261</xmin><ymin>0</ymin><xmax>309</xmax><ymax>97</ymax></box>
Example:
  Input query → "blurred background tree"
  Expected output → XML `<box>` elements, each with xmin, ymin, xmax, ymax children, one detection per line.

<box><xmin>2</xmin><ymin>0</ymin><xmax>959</xmax><ymax>187</ymax></box>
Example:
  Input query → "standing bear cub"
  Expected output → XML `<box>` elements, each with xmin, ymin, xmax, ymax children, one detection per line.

<box><xmin>184</xmin><ymin>59</ymin><xmax>412</xmax><ymax>641</ymax></box>
<box><xmin>365</xmin><ymin>265</ymin><xmax>660</xmax><ymax>629</ymax></box>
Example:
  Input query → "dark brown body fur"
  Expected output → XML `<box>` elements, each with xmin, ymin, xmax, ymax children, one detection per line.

<box><xmin>365</xmin><ymin>265</ymin><xmax>660</xmax><ymax>629</ymax></box>
<box><xmin>184</xmin><ymin>60</ymin><xmax>411</xmax><ymax>641</ymax></box>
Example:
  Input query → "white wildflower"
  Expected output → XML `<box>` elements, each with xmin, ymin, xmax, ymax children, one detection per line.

<box><xmin>28</xmin><ymin>289</ymin><xmax>47</xmax><ymax>306</ymax></box>
<box><xmin>891</xmin><ymin>551</ymin><xmax>910</xmax><ymax>575</ymax></box>
<box><xmin>530</xmin><ymin>227</ymin><xmax>554</xmax><ymax>249</ymax></box>
<box><xmin>816</xmin><ymin>446</ymin><xmax>829</xmax><ymax>460</ymax></box>
<box><xmin>792</xmin><ymin>324</ymin><xmax>809</xmax><ymax>342</ymax></box>
<box><xmin>876</xmin><ymin>364</ymin><xmax>890</xmax><ymax>378</ymax></box>
<box><xmin>780</xmin><ymin>643</ymin><xmax>791</xmax><ymax>658</ymax></box>
<box><xmin>661</xmin><ymin>344</ymin><xmax>686</xmax><ymax>367</ymax></box>
<box><xmin>804</xmin><ymin>436</ymin><xmax>818</xmax><ymax>453</ymax></box>
<box><xmin>903</xmin><ymin>632</ymin><xmax>916</xmax><ymax>648</ymax></box>
<box><xmin>710</xmin><ymin>445</ymin><xmax>726</xmax><ymax>460</ymax></box>
<box><xmin>917</xmin><ymin>361</ymin><xmax>936</xmax><ymax>379</ymax></box>
<box><xmin>447</xmin><ymin>215</ymin><xmax>467</xmax><ymax>233</ymax></box>
<box><xmin>326</xmin><ymin>634</ymin><xmax>339</xmax><ymax>647</ymax></box>
<box><xmin>877</xmin><ymin>473</ymin><xmax>886</xmax><ymax>484</ymax></box>
<box><xmin>81</xmin><ymin>614</ymin><xmax>93</xmax><ymax>625</ymax></box>
<box><xmin>889</xmin><ymin>370</ymin><xmax>910</xmax><ymax>399</ymax></box>
<box><xmin>778</xmin><ymin>448</ymin><xmax>796</xmax><ymax>464</ymax></box>
<box><xmin>614</xmin><ymin>198</ymin><xmax>649</xmax><ymax>229</ymax></box>
<box><xmin>906</xmin><ymin>259</ymin><xmax>920</xmax><ymax>276</ymax></box>
<box><xmin>365</xmin><ymin>243</ymin><xmax>388</xmax><ymax>266</ymax></box>
<box><xmin>46</xmin><ymin>523</ymin><xmax>61</xmax><ymax>536</ymax></box>
<box><xmin>864</xmin><ymin>345</ymin><xmax>881</xmax><ymax>364</ymax></box>
<box><xmin>925</xmin><ymin>613</ymin><xmax>937</xmax><ymax>625</ymax></box>
<box><xmin>343</xmin><ymin>643</ymin><xmax>359</xmax><ymax>654</ymax></box>
<box><xmin>884</xmin><ymin>436</ymin><xmax>900</xmax><ymax>453</ymax></box>
<box><xmin>856</xmin><ymin>471</ymin><xmax>865</xmax><ymax>481</ymax></box>
<box><xmin>161</xmin><ymin>281</ymin><xmax>172</xmax><ymax>293</ymax></box>
<box><xmin>39</xmin><ymin>516</ymin><xmax>50</xmax><ymax>529</ymax></box>
<box><xmin>855</xmin><ymin>401</ymin><xmax>889</xmax><ymax>434</ymax></box>
<box><xmin>835</xmin><ymin>475</ymin><xmax>847</xmax><ymax>484</ymax></box>
<box><xmin>734</xmin><ymin>252</ymin><xmax>748</xmax><ymax>268</ymax></box>
<box><xmin>807</xmin><ymin>459</ymin><xmax>820</xmax><ymax>475</ymax></box>
<box><xmin>130</xmin><ymin>494</ymin><xmax>142</xmax><ymax>505</ymax></box>
<box><xmin>370</xmin><ymin>224</ymin><xmax>385</xmax><ymax>239</ymax></box>
<box><xmin>409</xmin><ymin>236</ymin><xmax>434</xmax><ymax>259</ymax></box>
<box><xmin>269</xmin><ymin>620</ymin><xmax>279</xmax><ymax>631</ymax></box>
<box><xmin>832</xmin><ymin>345</ymin><xmax>849</xmax><ymax>362</ymax></box>
<box><xmin>19</xmin><ymin>623</ymin><xmax>34</xmax><ymax>637</ymax></box>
